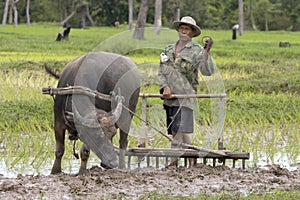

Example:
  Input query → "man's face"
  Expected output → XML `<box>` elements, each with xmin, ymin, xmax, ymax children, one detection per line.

<box><xmin>178</xmin><ymin>24</ymin><xmax>194</xmax><ymax>41</ymax></box>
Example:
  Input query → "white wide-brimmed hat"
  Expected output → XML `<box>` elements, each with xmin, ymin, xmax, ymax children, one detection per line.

<box><xmin>173</xmin><ymin>16</ymin><xmax>201</xmax><ymax>37</ymax></box>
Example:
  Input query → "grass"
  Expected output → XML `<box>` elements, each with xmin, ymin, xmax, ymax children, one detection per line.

<box><xmin>0</xmin><ymin>23</ymin><xmax>300</xmax><ymax>177</ymax></box>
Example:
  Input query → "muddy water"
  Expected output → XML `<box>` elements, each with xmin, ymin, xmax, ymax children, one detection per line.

<box><xmin>1</xmin><ymin>150</ymin><xmax>300</xmax><ymax>199</ymax></box>
<box><xmin>1</xmin><ymin>163</ymin><xmax>300</xmax><ymax>199</ymax></box>
<box><xmin>1</xmin><ymin>152</ymin><xmax>300</xmax><ymax>178</ymax></box>
<box><xmin>0</xmin><ymin>157</ymin><xmax>97</xmax><ymax>178</ymax></box>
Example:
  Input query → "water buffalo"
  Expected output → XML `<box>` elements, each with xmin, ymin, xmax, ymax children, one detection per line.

<box><xmin>47</xmin><ymin>52</ymin><xmax>140</xmax><ymax>174</ymax></box>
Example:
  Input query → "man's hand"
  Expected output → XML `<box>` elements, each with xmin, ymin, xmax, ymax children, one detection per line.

<box><xmin>204</xmin><ymin>37</ymin><xmax>214</xmax><ymax>53</ymax></box>
<box><xmin>163</xmin><ymin>86</ymin><xmax>172</xmax><ymax>99</ymax></box>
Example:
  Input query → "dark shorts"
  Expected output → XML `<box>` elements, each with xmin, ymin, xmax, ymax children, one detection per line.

<box><xmin>163</xmin><ymin>105</ymin><xmax>194</xmax><ymax>135</ymax></box>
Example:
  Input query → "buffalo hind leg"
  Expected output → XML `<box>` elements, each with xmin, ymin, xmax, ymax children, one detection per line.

<box><xmin>119</xmin><ymin>130</ymin><xmax>128</xmax><ymax>169</ymax></box>
<box><xmin>51</xmin><ymin>127</ymin><xmax>66</xmax><ymax>174</ymax></box>
<box><xmin>79</xmin><ymin>143</ymin><xmax>90</xmax><ymax>175</ymax></box>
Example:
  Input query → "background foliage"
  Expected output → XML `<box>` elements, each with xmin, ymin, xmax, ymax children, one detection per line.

<box><xmin>0</xmin><ymin>0</ymin><xmax>300</xmax><ymax>30</ymax></box>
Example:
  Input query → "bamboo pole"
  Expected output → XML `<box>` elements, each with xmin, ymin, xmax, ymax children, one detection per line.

<box><xmin>139</xmin><ymin>93</ymin><xmax>227</xmax><ymax>99</ymax></box>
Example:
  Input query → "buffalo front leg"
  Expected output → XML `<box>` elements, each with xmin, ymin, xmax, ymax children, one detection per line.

<box><xmin>79</xmin><ymin>143</ymin><xmax>90</xmax><ymax>175</ymax></box>
<box><xmin>119</xmin><ymin>130</ymin><xmax>128</xmax><ymax>169</ymax></box>
<box><xmin>51</xmin><ymin>127</ymin><xmax>66</xmax><ymax>174</ymax></box>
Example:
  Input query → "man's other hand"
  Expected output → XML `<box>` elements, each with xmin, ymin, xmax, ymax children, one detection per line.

<box><xmin>163</xmin><ymin>86</ymin><xmax>172</xmax><ymax>99</ymax></box>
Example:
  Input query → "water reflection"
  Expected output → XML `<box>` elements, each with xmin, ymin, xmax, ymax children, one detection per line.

<box><xmin>1</xmin><ymin>152</ymin><xmax>299</xmax><ymax>178</ymax></box>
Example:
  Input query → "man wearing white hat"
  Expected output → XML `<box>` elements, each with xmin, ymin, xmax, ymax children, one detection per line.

<box><xmin>158</xmin><ymin>16</ymin><xmax>216</xmax><ymax>167</ymax></box>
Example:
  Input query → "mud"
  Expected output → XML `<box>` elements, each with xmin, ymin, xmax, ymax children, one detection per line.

<box><xmin>1</xmin><ymin>164</ymin><xmax>300</xmax><ymax>199</ymax></box>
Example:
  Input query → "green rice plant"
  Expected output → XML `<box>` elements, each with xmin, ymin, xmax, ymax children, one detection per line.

<box><xmin>0</xmin><ymin>24</ymin><xmax>300</xmax><ymax>173</ymax></box>
<box><xmin>284</xmin><ymin>124</ymin><xmax>300</xmax><ymax>163</ymax></box>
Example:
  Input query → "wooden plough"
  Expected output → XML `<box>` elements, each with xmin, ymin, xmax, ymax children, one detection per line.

<box><xmin>42</xmin><ymin>86</ymin><xmax>250</xmax><ymax>169</ymax></box>
<box><xmin>126</xmin><ymin>148</ymin><xmax>249</xmax><ymax>169</ymax></box>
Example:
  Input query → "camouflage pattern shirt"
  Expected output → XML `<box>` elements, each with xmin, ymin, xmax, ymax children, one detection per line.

<box><xmin>158</xmin><ymin>40</ymin><xmax>216</xmax><ymax>109</ymax></box>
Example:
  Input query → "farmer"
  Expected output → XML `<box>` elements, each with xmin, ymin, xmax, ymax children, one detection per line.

<box><xmin>232</xmin><ymin>24</ymin><xmax>239</xmax><ymax>40</ymax></box>
<box><xmin>158</xmin><ymin>16</ymin><xmax>216</xmax><ymax>167</ymax></box>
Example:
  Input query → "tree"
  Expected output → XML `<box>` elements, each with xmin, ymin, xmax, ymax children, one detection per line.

<box><xmin>238</xmin><ymin>0</ymin><xmax>244</xmax><ymax>35</ymax></box>
<box><xmin>1</xmin><ymin>0</ymin><xmax>300</xmax><ymax>31</ymax></box>
<box><xmin>2</xmin><ymin>0</ymin><xmax>20</xmax><ymax>27</ymax></box>
<box><xmin>281</xmin><ymin>0</ymin><xmax>300</xmax><ymax>31</ymax></box>
<box><xmin>81</xmin><ymin>4</ymin><xmax>86</xmax><ymax>28</ymax></box>
<box><xmin>59</xmin><ymin>0</ymin><xmax>95</xmax><ymax>28</ymax></box>
<box><xmin>247</xmin><ymin>0</ymin><xmax>257</xmax><ymax>31</ymax></box>
<box><xmin>60</xmin><ymin>0</ymin><xmax>81</xmax><ymax>27</ymax></box>
<box><xmin>9</xmin><ymin>0</ymin><xmax>13</xmax><ymax>24</ymax></box>
<box><xmin>2</xmin><ymin>0</ymin><xmax>9</xmax><ymax>26</ymax></box>
<box><xmin>255</xmin><ymin>0</ymin><xmax>272</xmax><ymax>31</ymax></box>
<box><xmin>26</xmin><ymin>0</ymin><xmax>30</xmax><ymax>26</ymax></box>
<box><xmin>154</xmin><ymin>0</ymin><xmax>162</xmax><ymax>34</ymax></box>
<box><xmin>61</xmin><ymin>10</ymin><xmax>77</xmax><ymax>27</ymax></box>
<box><xmin>85</xmin><ymin>4</ymin><xmax>96</xmax><ymax>26</ymax></box>
<box><xmin>128</xmin><ymin>0</ymin><xmax>133</xmax><ymax>30</ymax></box>
<box><xmin>133</xmin><ymin>0</ymin><xmax>151</xmax><ymax>40</ymax></box>
<box><xmin>79</xmin><ymin>1</ymin><xmax>96</xmax><ymax>28</ymax></box>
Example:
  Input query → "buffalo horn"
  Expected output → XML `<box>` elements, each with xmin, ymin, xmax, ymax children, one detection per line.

<box><xmin>73</xmin><ymin>105</ymin><xmax>101</xmax><ymax>129</ymax></box>
<box><xmin>98</xmin><ymin>94</ymin><xmax>123</xmax><ymax>126</ymax></box>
